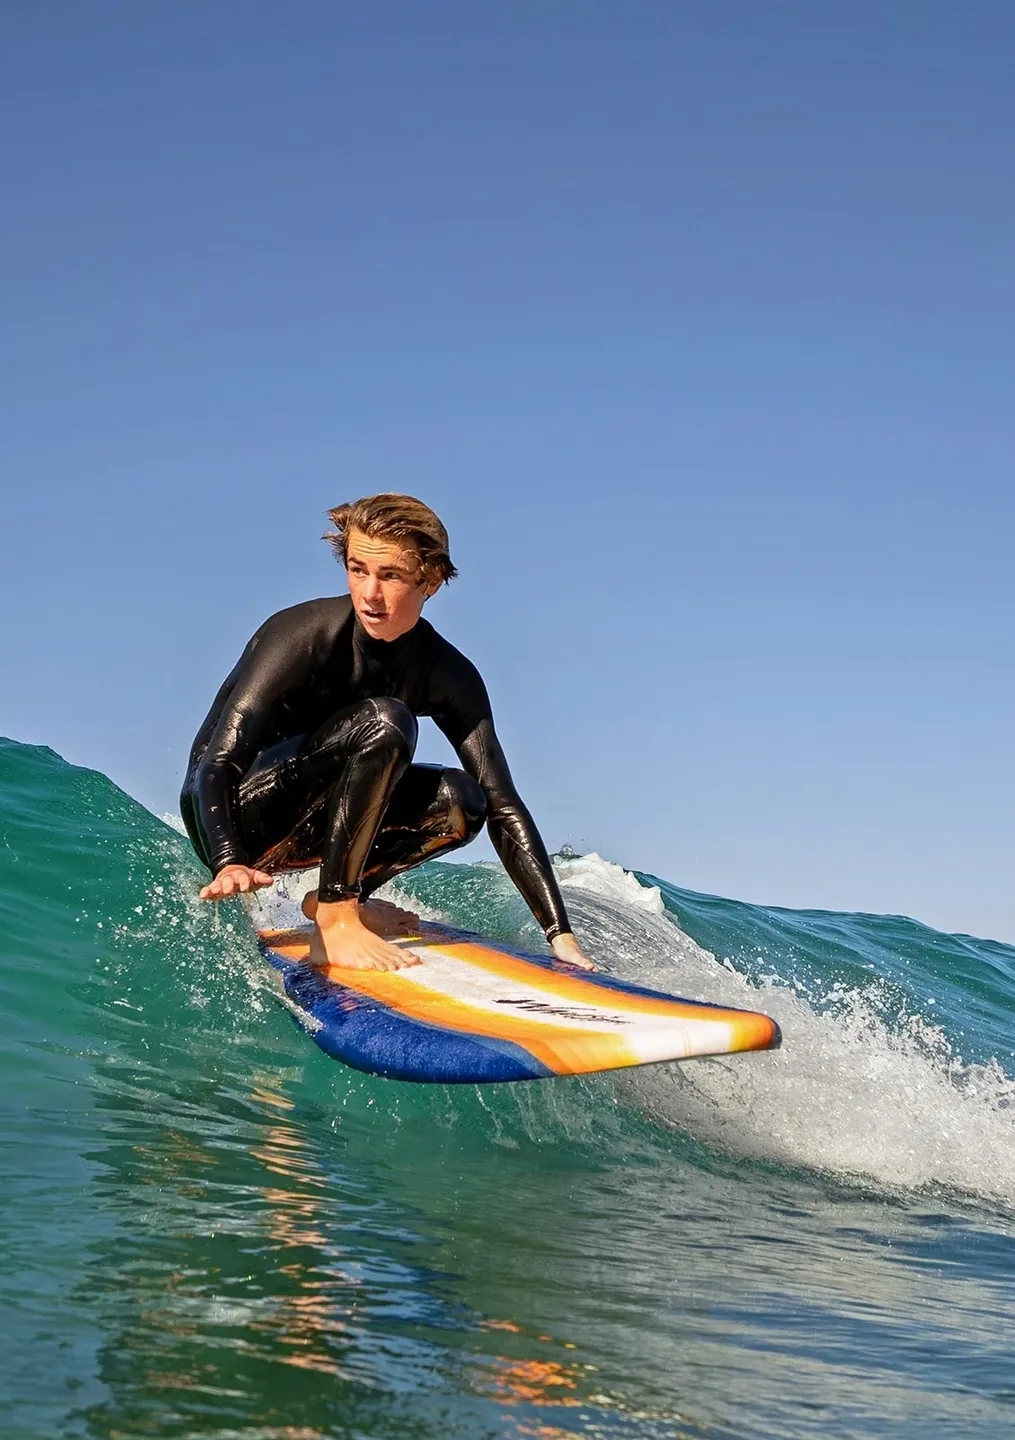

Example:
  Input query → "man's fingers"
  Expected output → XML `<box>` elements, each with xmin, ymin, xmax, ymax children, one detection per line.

<box><xmin>199</xmin><ymin>866</ymin><xmax>273</xmax><ymax>902</ymax></box>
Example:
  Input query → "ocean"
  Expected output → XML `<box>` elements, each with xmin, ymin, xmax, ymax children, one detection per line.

<box><xmin>3</xmin><ymin>734</ymin><xmax>1015</xmax><ymax>1439</ymax></box>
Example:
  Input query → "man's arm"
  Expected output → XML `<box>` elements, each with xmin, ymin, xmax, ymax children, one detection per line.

<box><xmin>431</xmin><ymin>653</ymin><xmax>593</xmax><ymax>965</ymax></box>
<box><xmin>456</xmin><ymin>719</ymin><xmax>572</xmax><ymax>940</ymax></box>
<box><xmin>185</xmin><ymin>608</ymin><xmax>323</xmax><ymax>877</ymax></box>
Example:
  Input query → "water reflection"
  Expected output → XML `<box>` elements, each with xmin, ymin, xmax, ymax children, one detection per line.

<box><xmin>75</xmin><ymin>1060</ymin><xmax>645</xmax><ymax>1438</ymax></box>
<box><xmin>57</xmin><ymin>1011</ymin><xmax>1015</xmax><ymax>1440</ymax></box>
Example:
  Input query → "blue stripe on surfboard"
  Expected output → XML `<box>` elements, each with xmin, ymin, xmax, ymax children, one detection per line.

<box><xmin>260</xmin><ymin>941</ymin><xmax>554</xmax><ymax>1084</ymax></box>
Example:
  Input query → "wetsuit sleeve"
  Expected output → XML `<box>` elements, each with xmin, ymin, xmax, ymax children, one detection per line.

<box><xmin>432</xmin><ymin>656</ymin><xmax>572</xmax><ymax>941</ymax></box>
<box><xmin>187</xmin><ymin>615</ymin><xmax>319</xmax><ymax>874</ymax></box>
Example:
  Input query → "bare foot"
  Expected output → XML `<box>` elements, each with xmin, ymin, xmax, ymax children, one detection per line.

<box><xmin>301</xmin><ymin>891</ymin><xmax>420</xmax><ymax>938</ymax></box>
<box><xmin>306</xmin><ymin>897</ymin><xmax>421</xmax><ymax>973</ymax></box>
<box><xmin>360</xmin><ymin>898</ymin><xmax>422</xmax><ymax>937</ymax></box>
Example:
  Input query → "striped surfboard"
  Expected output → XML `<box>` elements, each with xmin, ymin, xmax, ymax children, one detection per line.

<box><xmin>257</xmin><ymin>922</ymin><xmax>781</xmax><ymax>1084</ymax></box>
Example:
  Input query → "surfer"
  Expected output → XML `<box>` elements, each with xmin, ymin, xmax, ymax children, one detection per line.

<box><xmin>181</xmin><ymin>494</ymin><xmax>594</xmax><ymax>973</ymax></box>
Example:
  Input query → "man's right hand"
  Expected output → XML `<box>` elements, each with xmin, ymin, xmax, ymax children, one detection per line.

<box><xmin>199</xmin><ymin>865</ymin><xmax>274</xmax><ymax>900</ymax></box>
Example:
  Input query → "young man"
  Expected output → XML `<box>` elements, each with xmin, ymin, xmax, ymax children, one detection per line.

<box><xmin>181</xmin><ymin>494</ymin><xmax>593</xmax><ymax>972</ymax></box>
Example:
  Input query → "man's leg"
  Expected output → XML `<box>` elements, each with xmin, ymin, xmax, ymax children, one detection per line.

<box><xmin>298</xmin><ymin>763</ymin><xmax>487</xmax><ymax>934</ymax></box>
<box><xmin>360</xmin><ymin>763</ymin><xmax>487</xmax><ymax>894</ymax></box>
<box><xmin>235</xmin><ymin>695</ymin><xmax>482</xmax><ymax>882</ymax></box>
<box><xmin>238</xmin><ymin>698</ymin><xmax>419</xmax><ymax>892</ymax></box>
<box><xmin>230</xmin><ymin>703</ymin><xmax>485</xmax><ymax>957</ymax></box>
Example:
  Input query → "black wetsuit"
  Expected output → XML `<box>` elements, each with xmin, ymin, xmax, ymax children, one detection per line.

<box><xmin>180</xmin><ymin>596</ymin><xmax>572</xmax><ymax>940</ymax></box>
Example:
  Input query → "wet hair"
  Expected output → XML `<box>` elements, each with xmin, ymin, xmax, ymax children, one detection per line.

<box><xmin>323</xmin><ymin>494</ymin><xmax>457</xmax><ymax>587</ymax></box>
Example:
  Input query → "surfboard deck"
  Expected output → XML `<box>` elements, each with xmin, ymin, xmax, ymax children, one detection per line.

<box><xmin>257</xmin><ymin>920</ymin><xmax>782</xmax><ymax>1084</ymax></box>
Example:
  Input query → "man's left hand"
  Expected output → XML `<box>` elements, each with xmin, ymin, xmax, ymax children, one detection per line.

<box><xmin>550</xmin><ymin>933</ymin><xmax>597</xmax><ymax>971</ymax></box>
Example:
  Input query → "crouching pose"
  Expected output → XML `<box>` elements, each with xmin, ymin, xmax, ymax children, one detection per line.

<box><xmin>181</xmin><ymin>493</ymin><xmax>592</xmax><ymax>972</ymax></box>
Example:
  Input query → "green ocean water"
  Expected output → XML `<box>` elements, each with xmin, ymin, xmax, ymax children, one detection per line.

<box><xmin>3</xmin><ymin>735</ymin><xmax>1015</xmax><ymax>1439</ymax></box>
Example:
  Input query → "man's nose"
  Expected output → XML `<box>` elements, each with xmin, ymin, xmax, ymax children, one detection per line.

<box><xmin>362</xmin><ymin>573</ymin><xmax>382</xmax><ymax>600</ymax></box>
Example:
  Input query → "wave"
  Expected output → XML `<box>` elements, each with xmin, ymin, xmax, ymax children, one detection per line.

<box><xmin>555</xmin><ymin>855</ymin><xmax>1015</xmax><ymax>1198</ymax></box>
<box><xmin>4</xmin><ymin>736</ymin><xmax>1015</xmax><ymax>1206</ymax></box>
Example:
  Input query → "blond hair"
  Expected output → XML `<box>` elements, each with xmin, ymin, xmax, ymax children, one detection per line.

<box><xmin>323</xmin><ymin>494</ymin><xmax>457</xmax><ymax>587</ymax></box>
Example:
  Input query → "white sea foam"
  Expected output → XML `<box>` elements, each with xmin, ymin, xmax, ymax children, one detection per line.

<box><xmin>554</xmin><ymin>853</ymin><xmax>1015</xmax><ymax>1204</ymax></box>
<box><xmin>554</xmin><ymin>851</ymin><xmax>665</xmax><ymax>914</ymax></box>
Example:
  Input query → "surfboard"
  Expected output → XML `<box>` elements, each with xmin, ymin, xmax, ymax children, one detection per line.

<box><xmin>257</xmin><ymin>921</ymin><xmax>781</xmax><ymax>1084</ymax></box>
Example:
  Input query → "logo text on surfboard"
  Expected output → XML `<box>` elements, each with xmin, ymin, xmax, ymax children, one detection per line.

<box><xmin>496</xmin><ymin>997</ymin><xmax>631</xmax><ymax>1025</ymax></box>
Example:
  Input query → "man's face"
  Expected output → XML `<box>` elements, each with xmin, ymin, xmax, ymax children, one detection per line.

<box><xmin>345</xmin><ymin>527</ymin><xmax>435</xmax><ymax>642</ymax></box>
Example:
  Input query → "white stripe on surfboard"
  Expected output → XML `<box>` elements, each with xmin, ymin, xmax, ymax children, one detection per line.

<box><xmin>378</xmin><ymin>947</ymin><xmax>738</xmax><ymax>1052</ymax></box>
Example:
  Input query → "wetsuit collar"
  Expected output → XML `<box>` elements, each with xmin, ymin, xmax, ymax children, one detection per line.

<box><xmin>352</xmin><ymin>615</ymin><xmax>429</xmax><ymax>658</ymax></box>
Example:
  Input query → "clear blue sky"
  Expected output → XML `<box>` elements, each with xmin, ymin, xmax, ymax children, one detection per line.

<box><xmin>2</xmin><ymin>2</ymin><xmax>1012</xmax><ymax>940</ymax></box>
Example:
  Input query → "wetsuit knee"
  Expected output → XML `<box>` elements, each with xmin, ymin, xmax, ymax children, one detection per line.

<box><xmin>309</xmin><ymin>697</ymin><xmax>418</xmax><ymax>766</ymax></box>
<box><xmin>440</xmin><ymin>768</ymin><xmax>487</xmax><ymax>843</ymax></box>
<box><xmin>366</xmin><ymin>698</ymin><xmax>418</xmax><ymax>759</ymax></box>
